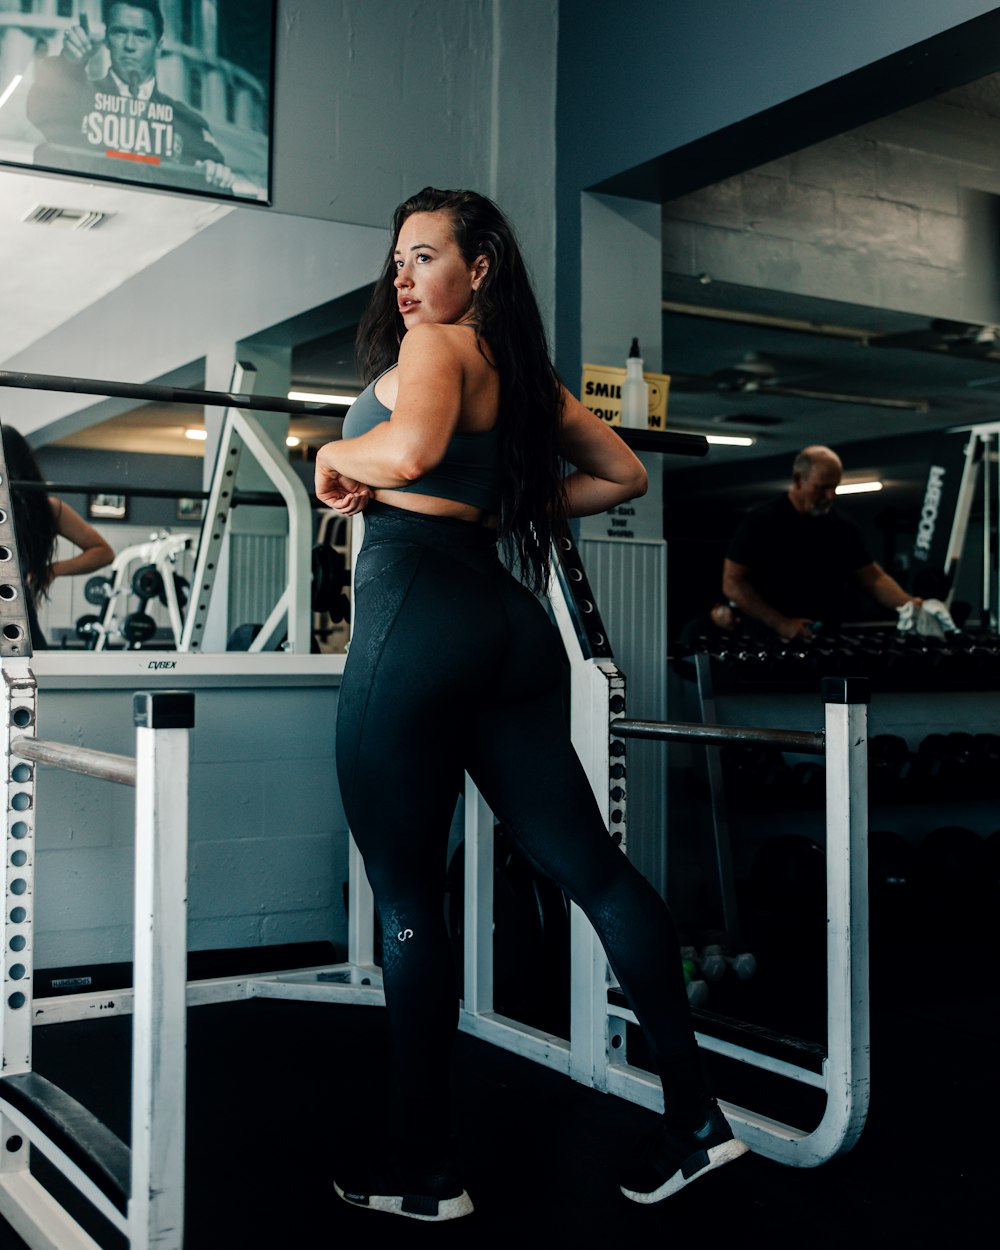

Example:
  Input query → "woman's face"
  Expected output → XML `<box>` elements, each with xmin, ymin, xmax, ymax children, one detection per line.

<box><xmin>393</xmin><ymin>211</ymin><xmax>485</xmax><ymax>328</ymax></box>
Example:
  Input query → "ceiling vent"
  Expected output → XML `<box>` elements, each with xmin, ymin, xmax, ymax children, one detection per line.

<box><xmin>22</xmin><ymin>205</ymin><xmax>111</xmax><ymax>231</ymax></box>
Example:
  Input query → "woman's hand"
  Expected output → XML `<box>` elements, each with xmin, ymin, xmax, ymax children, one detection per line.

<box><xmin>315</xmin><ymin>453</ymin><xmax>372</xmax><ymax>516</ymax></box>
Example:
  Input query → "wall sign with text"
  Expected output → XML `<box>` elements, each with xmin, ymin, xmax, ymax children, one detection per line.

<box><xmin>581</xmin><ymin>363</ymin><xmax>671</xmax><ymax>428</ymax></box>
<box><xmin>0</xmin><ymin>1</ymin><xmax>275</xmax><ymax>203</ymax></box>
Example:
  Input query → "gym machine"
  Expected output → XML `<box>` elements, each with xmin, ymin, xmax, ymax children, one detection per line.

<box><xmin>78</xmin><ymin>530</ymin><xmax>194</xmax><ymax>650</ymax></box>
<box><xmin>228</xmin><ymin>504</ymin><xmax>872</xmax><ymax>1168</ymax></box>
<box><xmin>911</xmin><ymin>423</ymin><xmax>1000</xmax><ymax>630</ymax></box>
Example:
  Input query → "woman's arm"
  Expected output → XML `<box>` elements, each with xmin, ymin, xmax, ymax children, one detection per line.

<box><xmin>558</xmin><ymin>387</ymin><xmax>648</xmax><ymax>517</ymax></box>
<box><xmin>45</xmin><ymin>499</ymin><xmax>115</xmax><ymax>585</ymax></box>
<box><xmin>314</xmin><ymin>323</ymin><xmax>465</xmax><ymax>499</ymax></box>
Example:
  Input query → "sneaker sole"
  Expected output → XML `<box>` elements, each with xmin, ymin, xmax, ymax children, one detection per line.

<box><xmin>334</xmin><ymin>1181</ymin><xmax>474</xmax><ymax>1221</ymax></box>
<box><xmin>621</xmin><ymin>1137</ymin><xmax>749</xmax><ymax>1204</ymax></box>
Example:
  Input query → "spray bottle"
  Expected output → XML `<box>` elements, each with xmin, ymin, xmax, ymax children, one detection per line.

<box><xmin>620</xmin><ymin>338</ymin><xmax>649</xmax><ymax>429</ymax></box>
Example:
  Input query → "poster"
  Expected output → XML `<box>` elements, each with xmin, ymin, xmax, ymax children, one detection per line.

<box><xmin>0</xmin><ymin>1</ymin><xmax>274</xmax><ymax>203</ymax></box>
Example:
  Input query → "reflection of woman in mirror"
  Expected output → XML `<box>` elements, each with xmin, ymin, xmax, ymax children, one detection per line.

<box><xmin>314</xmin><ymin>188</ymin><xmax>747</xmax><ymax>1221</ymax></box>
<box><xmin>2</xmin><ymin>426</ymin><xmax>114</xmax><ymax>649</ymax></box>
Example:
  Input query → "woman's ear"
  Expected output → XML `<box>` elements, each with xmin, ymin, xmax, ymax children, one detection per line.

<box><xmin>471</xmin><ymin>254</ymin><xmax>489</xmax><ymax>290</ymax></box>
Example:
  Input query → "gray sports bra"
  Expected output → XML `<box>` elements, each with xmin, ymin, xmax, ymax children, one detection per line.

<box><xmin>342</xmin><ymin>366</ymin><xmax>501</xmax><ymax>512</ymax></box>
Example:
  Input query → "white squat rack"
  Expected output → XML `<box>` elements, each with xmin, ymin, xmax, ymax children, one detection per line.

<box><xmin>0</xmin><ymin>488</ymin><xmax>871</xmax><ymax>1249</ymax></box>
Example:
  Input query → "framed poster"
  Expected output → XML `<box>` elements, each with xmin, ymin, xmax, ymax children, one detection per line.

<box><xmin>88</xmin><ymin>492</ymin><xmax>128</xmax><ymax>520</ymax></box>
<box><xmin>0</xmin><ymin>1</ymin><xmax>275</xmax><ymax>203</ymax></box>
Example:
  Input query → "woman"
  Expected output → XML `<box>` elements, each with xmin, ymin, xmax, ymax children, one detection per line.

<box><xmin>2</xmin><ymin>424</ymin><xmax>115</xmax><ymax>649</ymax></box>
<box><xmin>315</xmin><ymin>188</ymin><xmax>746</xmax><ymax>1221</ymax></box>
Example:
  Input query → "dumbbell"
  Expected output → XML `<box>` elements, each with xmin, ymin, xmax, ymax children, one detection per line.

<box><xmin>83</xmin><ymin>575</ymin><xmax>114</xmax><ymax>606</ymax></box>
<box><xmin>131</xmin><ymin>563</ymin><xmax>165</xmax><ymax>603</ymax></box>
<box><xmin>75</xmin><ymin>613</ymin><xmax>103</xmax><ymax>649</ymax></box>
<box><xmin>120</xmin><ymin>612</ymin><xmax>157</xmax><ymax>646</ymax></box>
<box><xmin>680</xmin><ymin>958</ymin><xmax>709</xmax><ymax>1007</ymax></box>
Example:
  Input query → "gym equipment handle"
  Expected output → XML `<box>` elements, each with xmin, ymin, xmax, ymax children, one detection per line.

<box><xmin>612</xmin><ymin>718</ymin><xmax>826</xmax><ymax>755</ymax></box>
<box><xmin>11</xmin><ymin>736</ymin><xmax>136</xmax><ymax>787</ymax></box>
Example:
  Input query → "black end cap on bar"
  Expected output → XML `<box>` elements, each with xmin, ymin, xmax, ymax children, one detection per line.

<box><xmin>133</xmin><ymin>690</ymin><xmax>195</xmax><ymax>729</ymax></box>
<box><xmin>821</xmin><ymin>676</ymin><xmax>871</xmax><ymax>705</ymax></box>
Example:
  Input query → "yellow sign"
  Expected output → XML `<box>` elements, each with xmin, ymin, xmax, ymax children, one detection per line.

<box><xmin>581</xmin><ymin>363</ymin><xmax>670</xmax><ymax>429</ymax></box>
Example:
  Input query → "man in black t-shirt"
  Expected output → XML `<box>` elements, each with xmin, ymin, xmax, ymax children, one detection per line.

<box><xmin>722</xmin><ymin>445</ymin><xmax>918</xmax><ymax>641</ymax></box>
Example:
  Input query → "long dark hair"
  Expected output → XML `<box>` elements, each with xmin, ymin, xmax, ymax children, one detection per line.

<box><xmin>2</xmin><ymin>425</ymin><xmax>58</xmax><ymax>598</ymax></box>
<box><xmin>356</xmin><ymin>187</ymin><xmax>566</xmax><ymax>593</ymax></box>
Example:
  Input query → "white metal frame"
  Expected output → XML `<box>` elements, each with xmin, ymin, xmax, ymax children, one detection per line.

<box><xmin>0</xmin><ymin>676</ymin><xmax>192</xmax><ymax>1250</ymax></box>
<box><xmin>942</xmin><ymin>425</ymin><xmax>999</xmax><ymax>630</ymax></box>
<box><xmin>179</xmin><ymin>363</ymin><xmax>313</xmax><ymax>655</ymax></box>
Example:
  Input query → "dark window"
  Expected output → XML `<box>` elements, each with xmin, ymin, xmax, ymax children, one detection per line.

<box><xmin>20</xmin><ymin>2</ymin><xmax>34</xmax><ymax>17</ymax></box>
<box><xmin>224</xmin><ymin>81</ymin><xmax>236</xmax><ymax>124</ymax></box>
<box><xmin>187</xmin><ymin>65</ymin><xmax>202</xmax><ymax>111</ymax></box>
<box><xmin>180</xmin><ymin>0</ymin><xmax>202</xmax><ymax>47</ymax></box>
<box><xmin>57</xmin><ymin>0</ymin><xmax>74</xmax><ymax>17</ymax></box>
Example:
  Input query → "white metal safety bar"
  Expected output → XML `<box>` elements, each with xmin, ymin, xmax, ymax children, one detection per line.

<box><xmin>0</xmin><ymin>677</ymin><xmax>194</xmax><ymax>1250</ymax></box>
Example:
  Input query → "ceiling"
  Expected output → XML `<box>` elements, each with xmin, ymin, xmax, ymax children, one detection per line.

<box><xmin>659</xmin><ymin>275</ymin><xmax>1000</xmax><ymax>472</ymax></box>
<box><xmin>0</xmin><ymin>166</ymin><xmax>231</xmax><ymax>359</ymax></box>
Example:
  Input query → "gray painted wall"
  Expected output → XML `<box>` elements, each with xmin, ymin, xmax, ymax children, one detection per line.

<box><xmin>662</xmin><ymin>97</ymin><xmax>1000</xmax><ymax>327</ymax></box>
<box><xmin>268</xmin><ymin>0</ymin><xmax>558</xmax><ymax>329</ymax></box>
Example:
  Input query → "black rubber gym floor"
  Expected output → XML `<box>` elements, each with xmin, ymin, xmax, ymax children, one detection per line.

<box><xmin>0</xmin><ymin>936</ymin><xmax>995</xmax><ymax>1250</ymax></box>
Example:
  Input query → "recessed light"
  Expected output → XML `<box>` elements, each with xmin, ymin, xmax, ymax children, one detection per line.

<box><xmin>184</xmin><ymin>428</ymin><xmax>208</xmax><ymax>441</ymax></box>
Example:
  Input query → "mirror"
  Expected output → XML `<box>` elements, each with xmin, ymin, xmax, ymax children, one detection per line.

<box><xmin>657</xmin><ymin>72</ymin><xmax>1000</xmax><ymax>637</ymax></box>
<box><xmin>0</xmin><ymin>167</ymin><xmax>386</xmax><ymax>654</ymax></box>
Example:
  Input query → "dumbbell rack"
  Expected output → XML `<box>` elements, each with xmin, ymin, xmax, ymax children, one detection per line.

<box><xmin>83</xmin><ymin>531</ymin><xmax>194</xmax><ymax>650</ymax></box>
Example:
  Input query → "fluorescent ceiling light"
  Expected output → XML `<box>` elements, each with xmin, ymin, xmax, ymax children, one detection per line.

<box><xmin>288</xmin><ymin>390</ymin><xmax>357</xmax><ymax>406</ymax></box>
<box><xmin>0</xmin><ymin>75</ymin><xmax>22</xmax><ymax>111</ymax></box>
<box><xmin>704</xmin><ymin>433</ymin><xmax>755</xmax><ymax>447</ymax></box>
<box><xmin>671</xmin><ymin>430</ymin><xmax>756</xmax><ymax>446</ymax></box>
<box><xmin>184</xmin><ymin>428</ymin><xmax>208</xmax><ymax>441</ymax></box>
<box><xmin>836</xmin><ymin>480</ymin><xmax>883</xmax><ymax>495</ymax></box>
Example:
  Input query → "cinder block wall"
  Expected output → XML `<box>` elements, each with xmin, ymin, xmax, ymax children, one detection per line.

<box><xmin>31</xmin><ymin>680</ymin><xmax>349</xmax><ymax>970</ymax></box>
<box><xmin>662</xmin><ymin>98</ymin><xmax>1000</xmax><ymax>327</ymax></box>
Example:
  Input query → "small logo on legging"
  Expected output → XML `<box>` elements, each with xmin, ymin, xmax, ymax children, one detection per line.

<box><xmin>397</xmin><ymin>928</ymin><xmax>414</xmax><ymax>941</ymax></box>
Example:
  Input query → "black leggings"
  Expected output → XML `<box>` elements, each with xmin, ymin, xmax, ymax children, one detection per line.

<box><xmin>336</xmin><ymin>503</ymin><xmax>704</xmax><ymax>1148</ymax></box>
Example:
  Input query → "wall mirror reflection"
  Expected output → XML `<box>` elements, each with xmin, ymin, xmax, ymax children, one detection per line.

<box><xmin>659</xmin><ymin>72</ymin><xmax>1000</xmax><ymax>641</ymax></box>
<box><xmin>0</xmin><ymin>166</ymin><xmax>384</xmax><ymax>656</ymax></box>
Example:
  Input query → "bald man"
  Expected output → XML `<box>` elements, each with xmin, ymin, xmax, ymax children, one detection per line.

<box><xmin>721</xmin><ymin>445</ymin><xmax>918</xmax><ymax>642</ymax></box>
